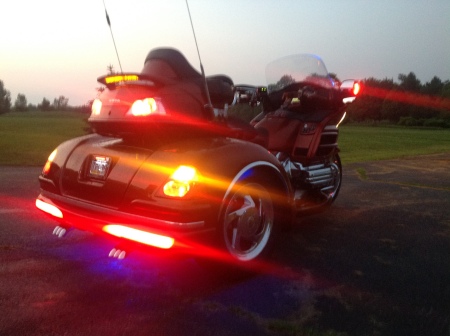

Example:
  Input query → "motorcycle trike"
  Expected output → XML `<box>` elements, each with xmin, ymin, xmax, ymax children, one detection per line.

<box><xmin>36</xmin><ymin>48</ymin><xmax>359</xmax><ymax>267</ymax></box>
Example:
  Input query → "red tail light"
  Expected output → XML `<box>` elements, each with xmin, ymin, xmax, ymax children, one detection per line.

<box><xmin>128</xmin><ymin>98</ymin><xmax>166</xmax><ymax>117</ymax></box>
<box><xmin>36</xmin><ymin>199</ymin><xmax>63</xmax><ymax>218</ymax></box>
<box><xmin>103</xmin><ymin>225</ymin><xmax>175</xmax><ymax>249</ymax></box>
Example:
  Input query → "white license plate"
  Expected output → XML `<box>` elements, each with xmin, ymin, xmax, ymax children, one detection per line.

<box><xmin>88</xmin><ymin>156</ymin><xmax>111</xmax><ymax>179</ymax></box>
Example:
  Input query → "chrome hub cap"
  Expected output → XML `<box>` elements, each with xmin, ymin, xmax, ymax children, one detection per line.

<box><xmin>223</xmin><ymin>183</ymin><xmax>274</xmax><ymax>261</ymax></box>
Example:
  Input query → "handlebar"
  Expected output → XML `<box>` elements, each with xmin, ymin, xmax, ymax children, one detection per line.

<box><xmin>234</xmin><ymin>79</ymin><xmax>361</xmax><ymax>113</ymax></box>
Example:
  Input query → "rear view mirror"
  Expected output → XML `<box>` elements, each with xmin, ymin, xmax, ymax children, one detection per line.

<box><xmin>340</xmin><ymin>79</ymin><xmax>361</xmax><ymax>104</ymax></box>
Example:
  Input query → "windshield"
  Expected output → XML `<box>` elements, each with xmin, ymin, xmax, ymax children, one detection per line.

<box><xmin>265</xmin><ymin>54</ymin><xmax>334</xmax><ymax>93</ymax></box>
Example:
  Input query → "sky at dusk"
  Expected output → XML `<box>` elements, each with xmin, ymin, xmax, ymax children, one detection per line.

<box><xmin>1</xmin><ymin>0</ymin><xmax>449</xmax><ymax>106</ymax></box>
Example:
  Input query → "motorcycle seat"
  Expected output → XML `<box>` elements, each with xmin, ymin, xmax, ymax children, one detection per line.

<box><xmin>226</xmin><ymin>117</ymin><xmax>269</xmax><ymax>147</ymax></box>
<box><xmin>143</xmin><ymin>48</ymin><xmax>234</xmax><ymax>108</ymax></box>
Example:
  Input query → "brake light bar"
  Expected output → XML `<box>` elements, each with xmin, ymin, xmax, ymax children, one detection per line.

<box><xmin>105</xmin><ymin>74</ymin><xmax>139</xmax><ymax>84</ymax></box>
<box><xmin>103</xmin><ymin>225</ymin><xmax>175</xmax><ymax>249</ymax></box>
<box><xmin>36</xmin><ymin>199</ymin><xmax>63</xmax><ymax>218</ymax></box>
<box><xmin>97</xmin><ymin>73</ymin><xmax>157</xmax><ymax>87</ymax></box>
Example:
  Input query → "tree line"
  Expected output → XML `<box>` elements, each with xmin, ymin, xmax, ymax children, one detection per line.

<box><xmin>0</xmin><ymin>65</ymin><xmax>119</xmax><ymax>115</ymax></box>
<box><xmin>0</xmin><ymin>80</ymin><xmax>90</xmax><ymax>114</ymax></box>
<box><xmin>2</xmin><ymin>70</ymin><xmax>450</xmax><ymax>127</ymax></box>
<box><xmin>346</xmin><ymin>72</ymin><xmax>450</xmax><ymax>127</ymax></box>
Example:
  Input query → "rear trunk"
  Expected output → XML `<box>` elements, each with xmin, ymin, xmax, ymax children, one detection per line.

<box><xmin>60</xmin><ymin>138</ymin><xmax>153</xmax><ymax>209</ymax></box>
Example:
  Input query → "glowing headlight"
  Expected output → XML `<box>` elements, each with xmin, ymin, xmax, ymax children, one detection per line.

<box><xmin>163</xmin><ymin>165</ymin><xmax>198</xmax><ymax>197</ymax></box>
<box><xmin>130</xmin><ymin>98</ymin><xmax>165</xmax><ymax>117</ymax></box>
<box><xmin>91</xmin><ymin>99</ymin><xmax>102</xmax><ymax>115</ymax></box>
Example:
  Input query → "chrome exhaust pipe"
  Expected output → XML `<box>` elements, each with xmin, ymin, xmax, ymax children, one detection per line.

<box><xmin>108</xmin><ymin>247</ymin><xmax>127</xmax><ymax>260</ymax></box>
<box><xmin>52</xmin><ymin>225</ymin><xmax>69</xmax><ymax>238</ymax></box>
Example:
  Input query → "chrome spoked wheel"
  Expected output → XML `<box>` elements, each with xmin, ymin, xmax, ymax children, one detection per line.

<box><xmin>222</xmin><ymin>182</ymin><xmax>274</xmax><ymax>262</ymax></box>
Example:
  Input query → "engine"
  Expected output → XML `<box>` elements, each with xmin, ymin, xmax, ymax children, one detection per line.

<box><xmin>275</xmin><ymin>152</ymin><xmax>339</xmax><ymax>190</ymax></box>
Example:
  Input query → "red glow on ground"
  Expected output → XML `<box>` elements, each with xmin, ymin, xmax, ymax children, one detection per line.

<box><xmin>0</xmin><ymin>195</ymin><xmax>32</xmax><ymax>210</ymax></box>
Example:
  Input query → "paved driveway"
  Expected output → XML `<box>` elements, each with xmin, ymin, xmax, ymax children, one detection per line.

<box><xmin>0</xmin><ymin>154</ymin><xmax>449</xmax><ymax>335</ymax></box>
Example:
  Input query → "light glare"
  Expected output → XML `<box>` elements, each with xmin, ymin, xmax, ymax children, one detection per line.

<box><xmin>43</xmin><ymin>149</ymin><xmax>57</xmax><ymax>175</ymax></box>
<box><xmin>130</xmin><ymin>98</ymin><xmax>159</xmax><ymax>116</ymax></box>
<box><xmin>336</xmin><ymin>111</ymin><xmax>347</xmax><ymax>128</ymax></box>
<box><xmin>163</xmin><ymin>166</ymin><xmax>198</xmax><ymax>197</ymax></box>
<box><xmin>171</xmin><ymin>165</ymin><xmax>197</xmax><ymax>182</ymax></box>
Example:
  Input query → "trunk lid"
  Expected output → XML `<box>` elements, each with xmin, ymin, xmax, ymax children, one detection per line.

<box><xmin>61</xmin><ymin>137</ymin><xmax>152</xmax><ymax>209</ymax></box>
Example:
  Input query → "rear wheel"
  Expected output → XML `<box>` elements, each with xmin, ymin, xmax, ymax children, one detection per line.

<box><xmin>221</xmin><ymin>180</ymin><xmax>275</xmax><ymax>263</ymax></box>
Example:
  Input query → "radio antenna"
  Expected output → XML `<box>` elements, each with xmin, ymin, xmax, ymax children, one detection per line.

<box><xmin>185</xmin><ymin>0</ymin><xmax>213</xmax><ymax>111</ymax></box>
<box><xmin>103</xmin><ymin>0</ymin><xmax>123</xmax><ymax>74</ymax></box>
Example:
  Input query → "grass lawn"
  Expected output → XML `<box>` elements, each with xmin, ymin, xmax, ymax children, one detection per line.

<box><xmin>0</xmin><ymin>111</ymin><xmax>88</xmax><ymax>165</ymax></box>
<box><xmin>339</xmin><ymin>125</ymin><xmax>450</xmax><ymax>164</ymax></box>
<box><xmin>1</xmin><ymin>111</ymin><xmax>449</xmax><ymax>166</ymax></box>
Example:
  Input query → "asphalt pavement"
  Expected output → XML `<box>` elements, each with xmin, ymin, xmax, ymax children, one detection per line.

<box><xmin>0</xmin><ymin>154</ymin><xmax>449</xmax><ymax>336</ymax></box>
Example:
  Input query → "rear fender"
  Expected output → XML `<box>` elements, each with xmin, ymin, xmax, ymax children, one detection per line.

<box><xmin>39</xmin><ymin>134</ymin><xmax>106</xmax><ymax>193</ymax></box>
<box><xmin>194</xmin><ymin>140</ymin><xmax>293</xmax><ymax>221</ymax></box>
<box><xmin>134</xmin><ymin>137</ymin><xmax>293</xmax><ymax>216</ymax></box>
<box><xmin>218</xmin><ymin>160</ymin><xmax>293</xmax><ymax>223</ymax></box>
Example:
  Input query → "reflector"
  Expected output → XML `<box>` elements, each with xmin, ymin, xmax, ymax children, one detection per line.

<box><xmin>103</xmin><ymin>225</ymin><xmax>175</xmax><ymax>249</ymax></box>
